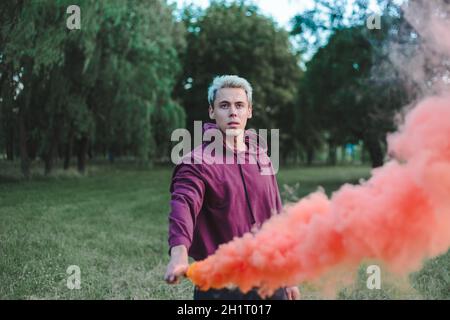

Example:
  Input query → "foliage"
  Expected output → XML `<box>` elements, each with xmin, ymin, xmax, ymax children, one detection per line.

<box><xmin>0</xmin><ymin>0</ymin><xmax>186</xmax><ymax>174</ymax></box>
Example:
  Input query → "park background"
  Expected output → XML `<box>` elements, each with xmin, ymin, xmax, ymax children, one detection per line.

<box><xmin>0</xmin><ymin>0</ymin><xmax>448</xmax><ymax>299</ymax></box>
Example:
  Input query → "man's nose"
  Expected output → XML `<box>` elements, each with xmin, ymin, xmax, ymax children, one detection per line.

<box><xmin>228</xmin><ymin>105</ymin><xmax>238</xmax><ymax>117</ymax></box>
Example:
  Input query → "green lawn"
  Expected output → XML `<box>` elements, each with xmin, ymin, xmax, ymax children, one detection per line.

<box><xmin>0</xmin><ymin>163</ymin><xmax>448</xmax><ymax>299</ymax></box>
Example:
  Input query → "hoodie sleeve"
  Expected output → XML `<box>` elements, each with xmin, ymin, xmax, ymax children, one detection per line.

<box><xmin>273</xmin><ymin>174</ymin><xmax>283</xmax><ymax>214</ymax></box>
<box><xmin>168</xmin><ymin>163</ymin><xmax>206</xmax><ymax>253</ymax></box>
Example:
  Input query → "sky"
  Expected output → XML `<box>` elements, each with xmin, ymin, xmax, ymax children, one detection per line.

<box><xmin>170</xmin><ymin>0</ymin><xmax>383</xmax><ymax>29</ymax></box>
<box><xmin>171</xmin><ymin>0</ymin><xmax>315</xmax><ymax>28</ymax></box>
<box><xmin>168</xmin><ymin>0</ymin><xmax>392</xmax><ymax>64</ymax></box>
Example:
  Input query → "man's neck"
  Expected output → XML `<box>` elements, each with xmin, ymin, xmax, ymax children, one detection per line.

<box><xmin>225</xmin><ymin>134</ymin><xmax>246</xmax><ymax>152</ymax></box>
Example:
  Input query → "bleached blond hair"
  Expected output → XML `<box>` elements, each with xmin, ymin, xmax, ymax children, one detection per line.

<box><xmin>207</xmin><ymin>75</ymin><xmax>253</xmax><ymax>106</ymax></box>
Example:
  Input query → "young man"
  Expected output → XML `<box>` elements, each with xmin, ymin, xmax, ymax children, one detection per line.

<box><xmin>164</xmin><ymin>75</ymin><xmax>300</xmax><ymax>300</ymax></box>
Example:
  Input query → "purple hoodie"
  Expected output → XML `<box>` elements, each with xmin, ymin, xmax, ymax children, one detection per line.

<box><xmin>168</xmin><ymin>123</ymin><xmax>282</xmax><ymax>261</ymax></box>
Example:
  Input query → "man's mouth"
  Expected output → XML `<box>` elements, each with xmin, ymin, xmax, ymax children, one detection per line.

<box><xmin>227</xmin><ymin>122</ymin><xmax>240</xmax><ymax>127</ymax></box>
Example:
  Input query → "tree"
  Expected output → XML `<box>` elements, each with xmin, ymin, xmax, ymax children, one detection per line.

<box><xmin>291</xmin><ymin>0</ymin><xmax>411</xmax><ymax>167</ymax></box>
<box><xmin>1</xmin><ymin>0</ymin><xmax>186</xmax><ymax>176</ymax></box>
<box><xmin>1</xmin><ymin>0</ymin><xmax>71</xmax><ymax>177</ymax></box>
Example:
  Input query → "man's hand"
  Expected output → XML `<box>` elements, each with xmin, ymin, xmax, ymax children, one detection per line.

<box><xmin>285</xmin><ymin>286</ymin><xmax>301</xmax><ymax>300</ymax></box>
<box><xmin>164</xmin><ymin>245</ymin><xmax>189</xmax><ymax>284</ymax></box>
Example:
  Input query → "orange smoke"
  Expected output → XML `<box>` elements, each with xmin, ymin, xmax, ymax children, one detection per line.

<box><xmin>186</xmin><ymin>95</ymin><xmax>450</xmax><ymax>296</ymax></box>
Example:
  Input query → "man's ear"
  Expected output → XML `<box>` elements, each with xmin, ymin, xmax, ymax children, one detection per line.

<box><xmin>248</xmin><ymin>104</ymin><xmax>253</xmax><ymax>119</ymax></box>
<box><xmin>209</xmin><ymin>105</ymin><xmax>215</xmax><ymax>119</ymax></box>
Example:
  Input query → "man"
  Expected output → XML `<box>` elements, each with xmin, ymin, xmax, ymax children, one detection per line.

<box><xmin>164</xmin><ymin>75</ymin><xmax>300</xmax><ymax>300</ymax></box>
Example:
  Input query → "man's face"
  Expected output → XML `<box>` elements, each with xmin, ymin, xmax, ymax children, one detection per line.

<box><xmin>209</xmin><ymin>87</ymin><xmax>252</xmax><ymax>136</ymax></box>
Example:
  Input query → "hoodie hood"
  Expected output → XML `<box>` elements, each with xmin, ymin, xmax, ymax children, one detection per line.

<box><xmin>202</xmin><ymin>122</ymin><xmax>272</xmax><ymax>173</ymax></box>
<box><xmin>202</xmin><ymin>122</ymin><xmax>268</xmax><ymax>155</ymax></box>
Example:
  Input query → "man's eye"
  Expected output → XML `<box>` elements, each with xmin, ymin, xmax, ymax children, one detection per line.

<box><xmin>220</xmin><ymin>105</ymin><xmax>228</xmax><ymax>108</ymax></box>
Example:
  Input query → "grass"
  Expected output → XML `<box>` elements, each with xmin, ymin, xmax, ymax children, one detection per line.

<box><xmin>0</xmin><ymin>162</ymin><xmax>448</xmax><ymax>299</ymax></box>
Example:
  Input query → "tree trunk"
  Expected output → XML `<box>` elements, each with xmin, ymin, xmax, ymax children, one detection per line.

<box><xmin>364</xmin><ymin>135</ymin><xmax>384</xmax><ymax>168</ymax></box>
<box><xmin>327</xmin><ymin>142</ymin><xmax>337</xmax><ymax>166</ymax></box>
<box><xmin>64</xmin><ymin>126</ymin><xmax>74</xmax><ymax>170</ymax></box>
<box><xmin>108</xmin><ymin>147</ymin><xmax>115</xmax><ymax>163</ymax></box>
<box><xmin>87</xmin><ymin>141</ymin><xmax>93</xmax><ymax>160</ymax></box>
<box><xmin>44</xmin><ymin>154</ymin><xmax>52</xmax><ymax>176</ymax></box>
<box><xmin>2</xmin><ymin>65</ymin><xmax>15</xmax><ymax>161</ymax></box>
<box><xmin>6</xmin><ymin>125</ymin><xmax>14</xmax><ymax>161</ymax></box>
<box><xmin>18</xmin><ymin>58</ymin><xmax>34</xmax><ymax>179</ymax></box>
<box><xmin>77</xmin><ymin>136</ymin><xmax>89</xmax><ymax>173</ymax></box>
<box><xmin>281</xmin><ymin>149</ymin><xmax>289</xmax><ymax>166</ymax></box>
<box><xmin>28</xmin><ymin>139</ymin><xmax>38</xmax><ymax>161</ymax></box>
<box><xmin>19</xmin><ymin>110</ymin><xmax>30</xmax><ymax>179</ymax></box>
<box><xmin>306</xmin><ymin>145</ymin><xmax>314</xmax><ymax>166</ymax></box>
<box><xmin>44</xmin><ymin>138</ymin><xmax>57</xmax><ymax>175</ymax></box>
<box><xmin>44</xmin><ymin>116</ymin><xmax>62</xmax><ymax>175</ymax></box>
<box><xmin>44</xmin><ymin>138</ymin><xmax>56</xmax><ymax>175</ymax></box>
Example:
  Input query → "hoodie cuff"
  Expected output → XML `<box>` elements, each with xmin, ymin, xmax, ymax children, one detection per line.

<box><xmin>168</xmin><ymin>237</ymin><xmax>191</xmax><ymax>256</ymax></box>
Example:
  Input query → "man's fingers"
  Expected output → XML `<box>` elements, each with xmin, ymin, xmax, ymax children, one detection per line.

<box><xmin>174</xmin><ymin>265</ymin><xmax>188</xmax><ymax>277</ymax></box>
<box><xmin>165</xmin><ymin>274</ymin><xmax>178</xmax><ymax>284</ymax></box>
<box><xmin>164</xmin><ymin>274</ymin><xmax>171</xmax><ymax>283</ymax></box>
<box><xmin>165</xmin><ymin>264</ymin><xmax>189</xmax><ymax>284</ymax></box>
<box><xmin>285</xmin><ymin>287</ymin><xmax>301</xmax><ymax>300</ymax></box>
<box><xmin>164</xmin><ymin>270</ymin><xmax>177</xmax><ymax>284</ymax></box>
<box><xmin>291</xmin><ymin>288</ymin><xmax>301</xmax><ymax>300</ymax></box>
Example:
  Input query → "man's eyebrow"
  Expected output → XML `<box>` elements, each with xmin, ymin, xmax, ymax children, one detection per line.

<box><xmin>218</xmin><ymin>100</ymin><xmax>246</xmax><ymax>104</ymax></box>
